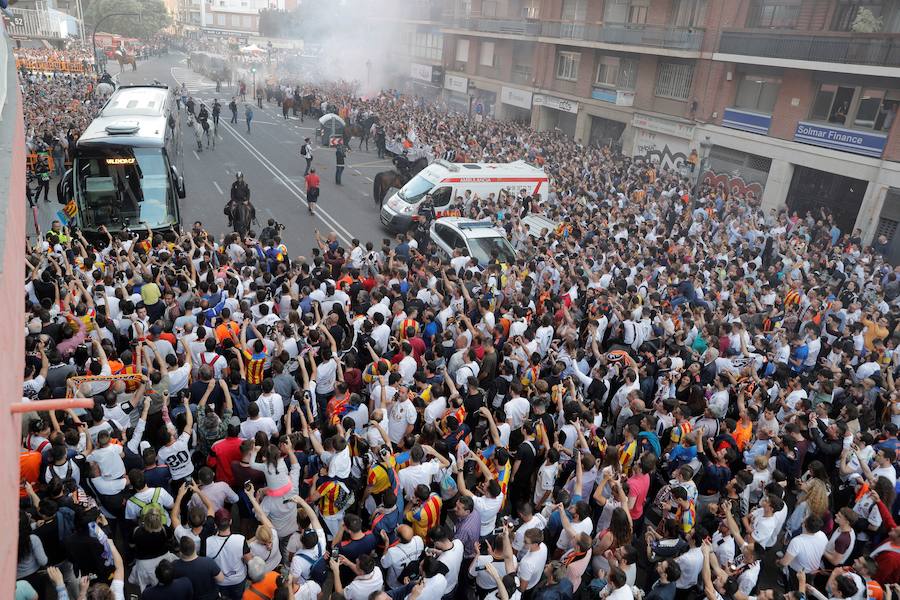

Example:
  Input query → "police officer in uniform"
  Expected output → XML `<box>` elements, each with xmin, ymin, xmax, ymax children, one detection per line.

<box><xmin>227</xmin><ymin>172</ymin><xmax>250</xmax><ymax>227</ymax></box>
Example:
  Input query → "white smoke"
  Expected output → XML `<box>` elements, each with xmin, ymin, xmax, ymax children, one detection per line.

<box><xmin>287</xmin><ymin>0</ymin><xmax>414</xmax><ymax>96</ymax></box>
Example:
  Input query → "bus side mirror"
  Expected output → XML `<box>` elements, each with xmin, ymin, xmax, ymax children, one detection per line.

<box><xmin>56</xmin><ymin>169</ymin><xmax>72</xmax><ymax>204</ymax></box>
<box><xmin>171</xmin><ymin>165</ymin><xmax>186</xmax><ymax>198</ymax></box>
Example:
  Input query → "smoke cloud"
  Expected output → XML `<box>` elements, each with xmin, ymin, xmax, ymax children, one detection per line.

<box><xmin>283</xmin><ymin>0</ymin><xmax>412</xmax><ymax>95</ymax></box>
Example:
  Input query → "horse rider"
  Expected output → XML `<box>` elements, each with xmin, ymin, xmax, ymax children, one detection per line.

<box><xmin>414</xmin><ymin>194</ymin><xmax>435</xmax><ymax>251</ymax></box>
<box><xmin>227</xmin><ymin>172</ymin><xmax>250</xmax><ymax>227</ymax></box>
<box><xmin>99</xmin><ymin>71</ymin><xmax>115</xmax><ymax>87</ymax></box>
<box><xmin>393</xmin><ymin>150</ymin><xmax>412</xmax><ymax>179</ymax></box>
<box><xmin>375</xmin><ymin>125</ymin><xmax>386</xmax><ymax>159</ymax></box>
<box><xmin>187</xmin><ymin>113</ymin><xmax>203</xmax><ymax>153</ymax></box>
<box><xmin>197</xmin><ymin>103</ymin><xmax>211</xmax><ymax>147</ymax></box>
<box><xmin>186</xmin><ymin>95</ymin><xmax>196</xmax><ymax>117</ymax></box>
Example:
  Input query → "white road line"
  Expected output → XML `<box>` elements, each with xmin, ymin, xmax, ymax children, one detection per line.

<box><xmin>193</xmin><ymin>150</ymin><xmax>201</xmax><ymax>160</ymax></box>
<box><xmin>213</xmin><ymin>181</ymin><xmax>224</xmax><ymax>195</ymax></box>
<box><xmin>365</xmin><ymin>177</ymin><xmax>374</xmax><ymax>182</ymax></box>
<box><xmin>225</xmin><ymin>168</ymin><xmax>230</xmax><ymax>174</ymax></box>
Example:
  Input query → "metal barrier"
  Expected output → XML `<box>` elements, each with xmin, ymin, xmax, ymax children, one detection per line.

<box><xmin>14</xmin><ymin>57</ymin><xmax>91</xmax><ymax>73</ymax></box>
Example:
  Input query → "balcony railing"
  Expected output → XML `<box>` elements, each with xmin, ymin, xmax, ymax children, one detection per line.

<box><xmin>541</xmin><ymin>21</ymin><xmax>704</xmax><ymax>51</ymax></box>
<box><xmin>443</xmin><ymin>15</ymin><xmax>542</xmax><ymax>36</ymax></box>
<box><xmin>718</xmin><ymin>30</ymin><xmax>900</xmax><ymax>67</ymax></box>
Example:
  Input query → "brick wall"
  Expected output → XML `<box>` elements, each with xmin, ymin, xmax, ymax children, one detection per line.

<box><xmin>769</xmin><ymin>69</ymin><xmax>814</xmax><ymax>140</ymax></box>
<box><xmin>645</xmin><ymin>0</ymin><xmax>673</xmax><ymax>26</ymax></box>
<box><xmin>881</xmin><ymin>113</ymin><xmax>900</xmax><ymax>161</ymax></box>
<box><xmin>632</xmin><ymin>54</ymin><xmax>658</xmax><ymax>113</ymax></box>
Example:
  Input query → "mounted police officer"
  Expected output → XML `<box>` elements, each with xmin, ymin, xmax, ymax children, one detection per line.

<box><xmin>227</xmin><ymin>172</ymin><xmax>250</xmax><ymax>227</ymax></box>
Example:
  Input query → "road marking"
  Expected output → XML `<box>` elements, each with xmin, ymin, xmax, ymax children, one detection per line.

<box><xmin>213</xmin><ymin>181</ymin><xmax>224</xmax><ymax>195</ymax></box>
<box><xmin>193</xmin><ymin>150</ymin><xmax>201</xmax><ymax>160</ymax></box>
<box><xmin>225</xmin><ymin>168</ymin><xmax>230</xmax><ymax>174</ymax></box>
<box><xmin>365</xmin><ymin>177</ymin><xmax>374</xmax><ymax>182</ymax></box>
<box><xmin>348</xmin><ymin>160</ymin><xmax>392</xmax><ymax>168</ymax></box>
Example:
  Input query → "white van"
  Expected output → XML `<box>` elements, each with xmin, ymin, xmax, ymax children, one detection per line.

<box><xmin>380</xmin><ymin>159</ymin><xmax>549</xmax><ymax>232</ymax></box>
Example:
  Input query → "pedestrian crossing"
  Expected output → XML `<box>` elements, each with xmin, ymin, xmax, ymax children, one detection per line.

<box><xmin>171</xmin><ymin>67</ymin><xmax>217</xmax><ymax>95</ymax></box>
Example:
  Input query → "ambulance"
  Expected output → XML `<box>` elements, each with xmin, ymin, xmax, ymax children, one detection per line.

<box><xmin>380</xmin><ymin>159</ymin><xmax>549</xmax><ymax>232</ymax></box>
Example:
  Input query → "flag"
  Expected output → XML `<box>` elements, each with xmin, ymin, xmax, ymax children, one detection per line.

<box><xmin>63</xmin><ymin>200</ymin><xmax>78</xmax><ymax>219</ymax></box>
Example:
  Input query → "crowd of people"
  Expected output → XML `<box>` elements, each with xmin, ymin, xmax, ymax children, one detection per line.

<box><xmin>17</xmin><ymin>43</ymin><xmax>900</xmax><ymax>600</ymax></box>
<box><xmin>17</xmin><ymin>48</ymin><xmax>103</xmax><ymax>198</ymax></box>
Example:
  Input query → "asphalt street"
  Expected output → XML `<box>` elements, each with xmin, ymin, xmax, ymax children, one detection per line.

<box><xmin>33</xmin><ymin>52</ymin><xmax>397</xmax><ymax>252</ymax></box>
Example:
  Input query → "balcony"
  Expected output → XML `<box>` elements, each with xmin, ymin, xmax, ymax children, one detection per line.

<box><xmin>718</xmin><ymin>30</ymin><xmax>900</xmax><ymax>68</ymax></box>
<box><xmin>541</xmin><ymin>21</ymin><xmax>704</xmax><ymax>51</ymax></box>
<box><xmin>443</xmin><ymin>14</ymin><xmax>541</xmax><ymax>36</ymax></box>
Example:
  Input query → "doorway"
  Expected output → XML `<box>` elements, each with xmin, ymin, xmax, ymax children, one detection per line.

<box><xmin>786</xmin><ymin>165</ymin><xmax>868</xmax><ymax>233</ymax></box>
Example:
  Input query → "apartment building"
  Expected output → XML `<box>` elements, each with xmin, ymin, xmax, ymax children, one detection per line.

<box><xmin>176</xmin><ymin>0</ymin><xmax>287</xmax><ymax>36</ymax></box>
<box><xmin>375</xmin><ymin>0</ymin><xmax>900</xmax><ymax>258</ymax></box>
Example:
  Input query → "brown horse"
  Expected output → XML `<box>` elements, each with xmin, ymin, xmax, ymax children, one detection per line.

<box><xmin>116</xmin><ymin>52</ymin><xmax>137</xmax><ymax>72</ymax></box>
<box><xmin>343</xmin><ymin>116</ymin><xmax>378</xmax><ymax>151</ymax></box>
<box><xmin>372</xmin><ymin>156</ymin><xmax>428</xmax><ymax>205</ymax></box>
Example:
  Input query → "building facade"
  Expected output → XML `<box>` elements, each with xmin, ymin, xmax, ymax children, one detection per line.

<box><xmin>376</xmin><ymin>0</ymin><xmax>900</xmax><ymax>258</ymax></box>
<box><xmin>176</xmin><ymin>0</ymin><xmax>286</xmax><ymax>36</ymax></box>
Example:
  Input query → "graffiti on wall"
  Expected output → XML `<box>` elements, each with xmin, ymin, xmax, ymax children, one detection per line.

<box><xmin>632</xmin><ymin>129</ymin><xmax>690</xmax><ymax>172</ymax></box>
<box><xmin>702</xmin><ymin>170</ymin><xmax>764</xmax><ymax>200</ymax></box>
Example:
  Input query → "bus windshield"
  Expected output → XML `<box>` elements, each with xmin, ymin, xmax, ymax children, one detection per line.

<box><xmin>74</xmin><ymin>147</ymin><xmax>177</xmax><ymax>231</ymax></box>
<box><xmin>397</xmin><ymin>172</ymin><xmax>437</xmax><ymax>204</ymax></box>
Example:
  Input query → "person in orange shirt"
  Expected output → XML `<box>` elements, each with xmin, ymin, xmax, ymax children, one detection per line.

<box><xmin>19</xmin><ymin>450</ymin><xmax>42</xmax><ymax>498</ymax></box>
<box><xmin>862</xmin><ymin>313</ymin><xmax>890</xmax><ymax>352</ymax></box>
<box><xmin>243</xmin><ymin>557</ymin><xmax>280</xmax><ymax>600</ymax></box>
<box><xmin>215</xmin><ymin>308</ymin><xmax>240</xmax><ymax>343</ymax></box>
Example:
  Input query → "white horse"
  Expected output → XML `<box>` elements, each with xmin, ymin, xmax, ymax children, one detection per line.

<box><xmin>96</xmin><ymin>81</ymin><xmax>115</xmax><ymax>99</ymax></box>
<box><xmin>187</xmin><ymin>114</ymin><xmax>203</xmax><ymax>152</ymax></box>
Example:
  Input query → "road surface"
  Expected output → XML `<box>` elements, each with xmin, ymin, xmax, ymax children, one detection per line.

<box><xmin>34</xmin><ymin>52</ymin><xmax>398</xmax><ymax>252</ymax></box>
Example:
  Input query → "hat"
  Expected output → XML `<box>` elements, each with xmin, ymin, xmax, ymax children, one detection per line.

<box><xmin>226</xmin><ymin>415</ymin><xmax>241</xmax><ymax>428</ymax></box>
<box><xmin>149</xmin><ymin>325</ymin><xmax>163</xmax><ymax>336</ymax></box>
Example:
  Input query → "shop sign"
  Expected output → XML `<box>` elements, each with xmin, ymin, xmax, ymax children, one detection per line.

<box><xmin>500</xmin><ymin>86</ymin><xmax>533</xmax><ymax>110</ymax></box>
<box><xmin>533</xmin><ymin>94</ymin><xmax>578</xmax><ymax>113</ymax></box>
<box><xmin>794</xmin><ymin>121</ymin><xmax>886</xmax><ymax>158</ymax></box>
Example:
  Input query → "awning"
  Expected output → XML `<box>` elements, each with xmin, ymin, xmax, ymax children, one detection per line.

<box><xmin>318</xmin><ymin>113</ymin><xmax>345</xmax><ymax>127</ymax></box>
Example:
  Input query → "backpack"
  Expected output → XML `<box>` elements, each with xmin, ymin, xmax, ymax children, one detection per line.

<box><xmin>49</xmin><ymin>460</ymin><xmax>78</xmax><ymax>494</ymax></box>
<box><xmin>128</xmin><ymin>487</ymin><xmax>164</xmax><ymax>519</ymax></box>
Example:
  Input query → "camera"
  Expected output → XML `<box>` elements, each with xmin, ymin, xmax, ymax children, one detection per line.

<box><xmin>274</xmin><ymin>222</ymin><xmax>286</xmax><ymax>232</ymax></box>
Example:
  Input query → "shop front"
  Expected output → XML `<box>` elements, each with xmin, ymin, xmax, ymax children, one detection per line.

<box><xmin>471</xmin><ymin>87</ymin><xmax>497</xmax><ymax>120</ymax></box>
<box><xmin>533</xmin><ymin>94</ymin><xmax>578</xmax><ymax>137</ymax></box>
<box><xmin>408</xmin><ymin>62</ymin><xmax>442</xmax><ymax>98</ymax></box>
<box><xmin>589</xmin><ymin>115</ymin><xmax>627</xmax><ymax>150</ymax></box>
<box><xmin>499</xmin><ymin>86</ymin><xmax>533</xmax><ymax>124</ymax></box>
<box><xmin>630</xmin><ymin>113</ymin><xmax>694</xmax><ymax>172</ymax></box>
<box><xmin>443</xmin><ymin>74</ymin><xmax>470</xmax><ymax>114</ymax></box>
<box><xmin>787</xmin><ymin>166</ymin><xmax>868</xmax><ymax>233</ymax></box>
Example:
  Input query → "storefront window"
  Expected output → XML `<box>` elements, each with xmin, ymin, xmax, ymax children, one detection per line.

<box><xmin>734</xmin><ymin>74</ymin><xmax>781</xmax><ymax>113</ymax></box>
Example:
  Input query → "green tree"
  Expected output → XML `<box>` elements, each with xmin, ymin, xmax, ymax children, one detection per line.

<box><xmin>84</xmin><ymin>0</ymin><xmax>171</xmax><ymax>39</ymax></box>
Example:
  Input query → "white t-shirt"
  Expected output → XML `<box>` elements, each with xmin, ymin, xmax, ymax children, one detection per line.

<box><xmin>158</xmin><ymin>432</ymin><xmax>194</xmax><ymax>480</ymax></box>
<box><xmin>292</xmin><ymin>580</ymin><xmax>322</xmax><ymax>600</ymax></box>
<box><xmin>534</xmin><ymin>463</ymin><xmax>559</xmax><ymax>507</ymax></box>
<box><xmin>513</xmin><ymin>513</ymin><xmax>548</xmax><ymax>554</ymax></box>
<box><xmin>785</xmin><ymin>531</ymin><xmax>828</xmax><ymax>573</ymax></box>
<box><xmin>518</xmin><ymin>543</ymin><xmax>548</xmax><ymax>590</ymax></box>
<box><xmin>289</xmin><ymin>528</ymin><xmax>326</xmax><ymax>582</ymax></box>
<box><xmin>675</xmin><ymin>546</ymin><xmax>704</xmax><ymax>589</ymax></box>
<box><xmin>387</xmin><ymin>399</ymin><xmax>417</xmax><ymax>443</ymax></box>
<box><xmin>504</xmin><ymin>396</ymin><xmax>530</xmax><ymax>429</ymax></box>
<box><xmin>257</xmin><ymin>392</ymin><xmax>285</xmax><ymax>423</ymax></box>
<box><xmin>424</xmin><ymin>396</ymin><xmax>447</xmax><ymax>425</ymax></box>
<box><xmin>438</xmin><ymin>540</ymin><xmax>465</xmax><ymax>594</ymax></box>
<box><xmin>124</xmin><ymin>487</ymin><xmax>175</xmax><ymax>521</ymax></box>
<box><xmin>240</xmin><ymin>417</ymin><xmax>279</xmax><ymax>440</ymax></box>
<box><xmin>315</xmin><ymin>358</ymin><xmax>338</xmax><ymax>395</ymax></box>
<box><xmin>167</xmin><ymin>364</ymin><xmax>191</xmax><ymax>395</ymax></box>
<box><xmin>87</xmin><ymin>444</ymin><xmax>126</xmax><ymax>479</ymax></box>
<box><xmin>417</xmin><ymin>574</ymin><xmax>448</xmax><ymax>600</ymax></box>
<box><xmin>398</xmin><ymin>461</ymin><xmax>442</xmax><ymax>500</ymax></box>
<box><xmin>751</xmin><ymin>509</ymin><xmax>779</xmax><ymax>548</ymax></box>
<box><xmin>381</xmin><ymin>535</ymin><xmax>425</xmax><ymax>587</ymax></box>
<box><xmin>343</xmin><ymin>568</ymin><xmax>384</xmax><ymax>600</ymax></box>
<box><xmin>204</xmin><ymin>533</ymin><xmax>248</xmax><ymax>586</ymax></box>
<box><xmin>472</xmin><ymin>494</ymin><xmax>505</xmax><ymax>536</ymax></box>
<box><xmin>557</xmin><ymin>515</ymin><xmax>593</xmax><ymax>551</ymax></box>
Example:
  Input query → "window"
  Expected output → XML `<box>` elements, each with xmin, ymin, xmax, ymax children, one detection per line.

<box><xmin>521</xmin><ymin>0</ymin><xmax>540</xmax><ymax>18</ymax></box>
<box><xmin>594</xmin><ymin>56</ymin><xmax>637</xmax><ymax>90</ymax></box>
<box><xmin>810</xmin><ymin>83</ymin><xmax>856</xmax><ymax>124</ymax></box>
<box><xmin>482</xmin><ymin>0</ymin><xmax>497</xmax><ymax>16</ymax></box>
<box><xmin>479</xmin><ymin>41</ymin><xmax>495</xmax><ymax>67</ymax></box>
<box><xmin>832</xmin><ymin>1</ymin><xmax>894</xmax><ymax>31</ymax></box>
<box><xmin>456</xmin><ymin>39</ymin><xmax>470</xmax><ymax>63</ymax></box>
<box><xmin>412</xmin><ymin>31</ymin><xmax>443</xmax><ymax>60</ymax></box>
<box><xmin>734</xmin><ymin>74</ymin><xmax>781</xmax><ymax>113</ymax></box>
<box><xmin>628</xmin><ymin>4</ymin><xmax>648</xmax><ymax>23</ymax></box>
<box><xmin>242</xmin><ymin>15</ymin><xmax>251</xmax><ymax>27</ymax></box>
<box><xmin>215</xmin><ymin>13</ymin><xmax>225</xmax><ymax>24</ymax></box>
<box><xmin>604</xmin><ymin>0</ymin><xmax>629</xmax><ymax>22</ymax></box>
<box><xmin>747</xmin><ymin>0</ymin><xmax>801</xmax><ymax>28</ymax></box>
<box><xmin>562</xmin><ymin>0</ymin><xmax>587</xmax><ymax>21</ymax></box>
<box><xmin>655</xmin><ymin>62</ymin><xmax>694</xmax><ymax>100</ymax></box>
<box><xmin>556</xmin><ymin>51</ymin><xmax>580</xmax><ymax>81</ymax></box>
<box><xmin>673</xmin><ymin>0</ymin><xmax>707</xmax><ymax>27</ymax></box>
<box><xmin>855</xmin><ymin>88</ymin><xmax>887</xmax><ymax>129</ymax></box>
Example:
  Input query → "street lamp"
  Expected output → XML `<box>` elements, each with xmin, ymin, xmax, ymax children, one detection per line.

<box><xmin>692</xmin><ymin>135</ymin><xmax>713</xmax><ymax>207</ymax></box>
<box><xmin>91</xmin><ymin>11</ymin><xmax>142</xmax><ymax>75</ymax></box>
<box><xmin>250</xmin><ymin>66</ymin><xmax>256</xmax><ymax>102</ymax></box>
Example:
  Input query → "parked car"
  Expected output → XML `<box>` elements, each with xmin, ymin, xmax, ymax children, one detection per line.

<box><xmin>430</xmin><ymin>218</ymin><xmax>517</xmax><ymax>266</ymax></box>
